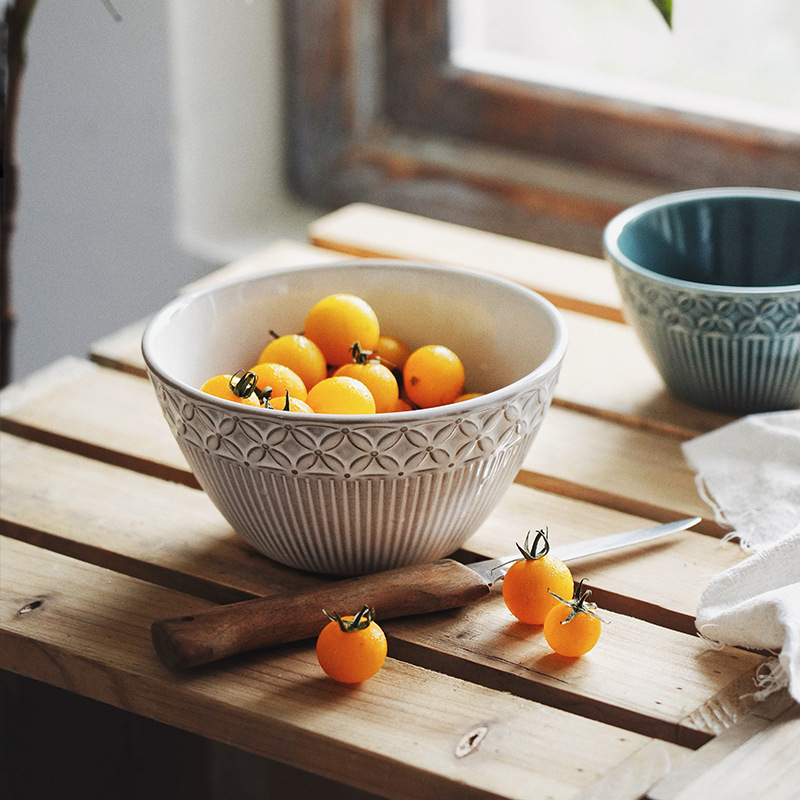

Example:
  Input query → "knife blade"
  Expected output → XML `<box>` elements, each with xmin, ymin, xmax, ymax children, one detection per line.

<box><xmin>151</xmin><ymin>516</ymin><xmax>700</xmax><ymax>670</ymax></box>
<box><xmin>465</xmin><ymin>516</ymin><xmax>701</xmax><ymax>585</ymax></box>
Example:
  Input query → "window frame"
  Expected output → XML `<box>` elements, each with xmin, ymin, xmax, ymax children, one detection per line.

<box><xmin>284</xmin><ymin>0</ymin><xmax>800</xmax><ymax>256</ymax></box>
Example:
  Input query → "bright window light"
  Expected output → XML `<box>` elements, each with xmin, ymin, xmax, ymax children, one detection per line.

<box><xmin>449</xmin><ymin>0</ymin><xmax>800</xmax><ymax>133</ymax></box>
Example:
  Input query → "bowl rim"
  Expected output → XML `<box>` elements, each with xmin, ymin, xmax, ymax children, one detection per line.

<box><xmin>141</xmin><ymin>259</ymin><xmax>569</xmax><ymax>425</ymax></box>
<box><xmin>603</xmin><ymin>187</ymin><xmax>800</xmax><ymax>295</ymax></box>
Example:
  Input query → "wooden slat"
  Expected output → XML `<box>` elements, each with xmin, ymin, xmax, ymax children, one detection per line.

<box><xmin>179</xmin><ymin>238</ymin><xmax>349</xmax><ymax>294</ymax></box>
<box><xmin>571</xmin><ymin>739</ymin><xmax>695</xmax><ymax>800</ymax></box>
<box><xmin>647</xmin><ymin>690</ymin><xmax>797</xmax><ymax>800</ymax></box>
<box><xmin>308</xmin><ymin>203</ymin><xmax>623</xmax><ymax>320</ymax></box>
<box><xmin>0</xmin><ymin>432</ymin><xmax>746</xmax><ymax>630</ymax></box>
<box><xmin>90</xmin><ymin>317</ymin><xmax>151</xmax><ymax>377</ymax></box>
<box><xmin>556</xmin><ymin>310</ymin><xmax>736</xmax><ymax>437</ymax></box>
<box><xmin>0</xmin><ymin>433</ymin><xmax>763</xmax><ymax>746</ymax></box>
<box><xmin>687</xmin><ymin>701</ymin><xmax>800</xmax><ymax>798</ymax></box>
<box><xmin>0</xmin><ymin>432</ymin><xmax>321</xmax><ymax>604</ymax></box>
<box><xmin>1</xmin><ymin>536</ymin><xmax>677</xmax><ymax>800</ymax></box>
<box><xmin>1</xmin><ymin>359</ymin><xmax>723</xmax><ymax>532</ymax></box>
<box><xmin>520</xmin><ymin>407</ymin><xmax>717</xmax><ymax>529</ymax></box>
<box><xmin>0</xmin><ymin>357</ymin><xmax>191</xmax><ymax>485</ymax></box>
<box><xmin>386</xmin><ymin>595</ymin><xmax>764</xmax><ymax>748</ymax></box>
<box><xmin>649</xmin><ymin>702</ymin><xmax>800</xmax><ymax>800</ymax></box>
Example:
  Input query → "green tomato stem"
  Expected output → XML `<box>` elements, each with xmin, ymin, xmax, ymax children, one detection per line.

<box><xmin>229</xmin><ymin>370</ymin><xmax>260</xmax><ymax>399</ymax></box>
<box><xmin>323</xmin><ymin>604</ymin><xmax>375</xmax><ymax>632</ymax></box>
<box><xmin>548</xmin><ymin>579</ymin><xmax>606</xmax><ymax>625</ymax></box>
<box><xmin>516</xmin><ymin>528</ymin><xmax>551</xmax><ymax>560</ymax></box>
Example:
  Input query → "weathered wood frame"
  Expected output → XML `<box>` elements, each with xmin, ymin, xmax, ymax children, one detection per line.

<box><xmin>284</xmin><ymin>0</ymin><xmax>800</xmax><ymax>256</ymax></box>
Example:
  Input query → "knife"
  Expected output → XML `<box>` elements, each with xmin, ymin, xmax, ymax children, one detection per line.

<box><xmin>151</xmin><ymin>516</ymin><xmax>700</xmax><ymax>669</ymax></box>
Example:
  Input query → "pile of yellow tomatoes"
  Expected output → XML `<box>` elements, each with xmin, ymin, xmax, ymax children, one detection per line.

<box><xmin>200</xmin><ymin>292</ymin><xmax>482</xmax><ymax>414</ymax></box>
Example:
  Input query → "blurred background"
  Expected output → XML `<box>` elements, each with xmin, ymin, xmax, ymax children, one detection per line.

<box><xmin>10</xmin><ymin>1</ymin><xmax>318</xmax><ymax>381</ymax></box>
<box><xmin>10</xmin><ymin>0</ymin><xmax>798</xmax><ymax>382</ymax></box>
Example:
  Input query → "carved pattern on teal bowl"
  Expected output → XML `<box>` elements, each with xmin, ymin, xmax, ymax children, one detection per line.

<box><xmin>612</xmin><ymin>263</ymin><xmax>800</xmax><ymax>413</ymax></box>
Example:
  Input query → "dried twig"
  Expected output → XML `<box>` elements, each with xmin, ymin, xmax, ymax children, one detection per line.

<box><xmin>2</xmin><ymin>0</ymin><xmax>39</xmax><ymax>387</ymax></box>
<box><xmin>1</xmin><ymin>1</ymin><xmax>121</xmax><ymax>386</ymax></box>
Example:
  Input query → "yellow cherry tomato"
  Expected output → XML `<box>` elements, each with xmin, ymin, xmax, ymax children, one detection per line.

<box><xmin>403</xmin><ymin>344</ymin><xmax>465</xmax><ymax>408</ymax></box>
<box><xmin>316</xmin><ymin>606</ymin><xmax>387</xmax><ymax>684</ymax></box>
<box><xmin>200</xmin><ymin>371</ymin><xmax>262</xmax><ymax>407</ymax></box>
<box><xmin>373</xmin><ymin>334</ymin><xmax>412</xmax><ymax>372</ymax></box>
<box><xmin>257</xmin><ymin>333</ymin><xmax>327</xmax><ymax>390</ymax></box>
<box><xmin>334</xmin><ymin>356</ymin><xmax>399</xmax><ymax>414</ymax></box>
<box><xmin>543</xmin><ymin>580</ymin><xmax>603</xmax><ymax>657</ymax></box>
<box><xmin>306</xmin><ymin>376</ymin><xmax>376</xmax><ymax>415</ymax></box>
<box><xmin>502</xmin><ymin>529</ymin><xmax>574</xmax><ymax>625</ymax></box>
<box><xmin>248</xmin><ymin>361</ymin><xmax>308</xmax><ymax>401</ymax></box>
<box><xmin>266</xmin><ymin>392</ymin><xmax>315</xmax><ymax>413</ymax></box>
<box><xmin>304</xmin><ymin>293</ymin><xmax>380</xmax><ymax>367</ymax></box>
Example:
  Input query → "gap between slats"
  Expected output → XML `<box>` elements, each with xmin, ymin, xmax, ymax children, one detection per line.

<box><xmin>3</xmin><ymin>537</ymin><xmax>668</xmax><ymax>800</ymax></box>
<box><xmin>0</xmin><ymin>428</ymin><xmax>749</xmax><ymax>668</ymax></box>
<box><xmin>1</xmin><ymin>529</ymin><xmax>764</xmax><ymax>752</ymax></box>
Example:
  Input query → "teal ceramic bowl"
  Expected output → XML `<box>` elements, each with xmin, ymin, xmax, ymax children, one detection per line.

<box><xmin>604</xmin><ymin>188</ymin><xmax>800</xmax><ymax>414</ymax></box>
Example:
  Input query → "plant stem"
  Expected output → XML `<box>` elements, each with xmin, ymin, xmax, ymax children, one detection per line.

<box><xmin>2</xmin><ymin>0</ymin><xmax>39</xmax><ymax>387</ymax></box>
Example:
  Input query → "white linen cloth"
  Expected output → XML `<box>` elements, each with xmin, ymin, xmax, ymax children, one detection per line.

<box><xmin>682</xmin><ymin>411</ymin><xmax>800</xmax><ymax>703</ymax></box>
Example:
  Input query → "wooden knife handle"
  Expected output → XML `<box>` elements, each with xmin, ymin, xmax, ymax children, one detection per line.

<box><xmin>151</xmin><ymin>559</ymin><xmax>490</xmax><ymax>670</ymax></box>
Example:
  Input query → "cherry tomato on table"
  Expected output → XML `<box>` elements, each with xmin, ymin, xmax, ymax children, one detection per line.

<box><xmin>316</xmin><ymin>605</ymin><xmax>388</xmax><ymax>684</ymax></box>
<box><xmin>543</xmin><ymin>579</ymin><xmax>604</xmax><ymax>657</ymax></box>
<box><xmin>501</xmin><ymin>528</ymin><xmax>574</xmax><ymax>625</ymax></box>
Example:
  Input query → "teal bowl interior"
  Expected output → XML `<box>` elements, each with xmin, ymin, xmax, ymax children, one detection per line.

<box><xmin>609</xmin><ymin>188</ymin><xmax>800</xmax><ymax>289</ymax></box>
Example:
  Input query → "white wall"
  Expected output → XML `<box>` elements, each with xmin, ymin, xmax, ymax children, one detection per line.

<box><xmin>10</xmin><ymin>1</ymin><xmax>317</xmax><ymax>381</ymax></box>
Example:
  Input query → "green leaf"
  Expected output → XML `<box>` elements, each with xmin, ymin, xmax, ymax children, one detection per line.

<box><xmin>650</xmin><ymin>0</ymin><xmax>672</xmax><ymax>28</ymax></box>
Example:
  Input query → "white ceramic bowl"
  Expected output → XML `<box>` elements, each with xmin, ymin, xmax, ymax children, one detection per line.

<box><xmin>142</xmin><ymin>261</ymin><xmax>567</xmax><ymax>575</ymax></box>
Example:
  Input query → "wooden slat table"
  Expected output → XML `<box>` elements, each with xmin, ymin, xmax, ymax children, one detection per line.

<box><xmin>2</xmin><ymin>205</ymin><xmax>797</xmax><ymax>800</ymax></box>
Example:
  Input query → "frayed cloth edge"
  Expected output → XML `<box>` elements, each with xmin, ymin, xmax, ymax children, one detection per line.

<box><xmin>751</xmin><ymin>658</ymin><xmax>789</xmax><ymax>702</ymax></box>
<box><xmin>693</xmin><ymin>473</ymin><xmax>759</xmax><ymax>551</ymax></box>
<box><xmin>697</xmin><ymin>628</ymin><xmax>788</xmax><ymax>703</ymax></box>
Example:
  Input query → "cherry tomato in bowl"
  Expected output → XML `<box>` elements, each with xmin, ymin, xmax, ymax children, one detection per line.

<box><xmin>142</xmin><ymin>260</ymin><xmax>568</xmax><ymax>575</ymax></box>
<box><xmin>200</xmin><ymin>371</ymin><xmax>263</xmax><ymax>407</ymax></box>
